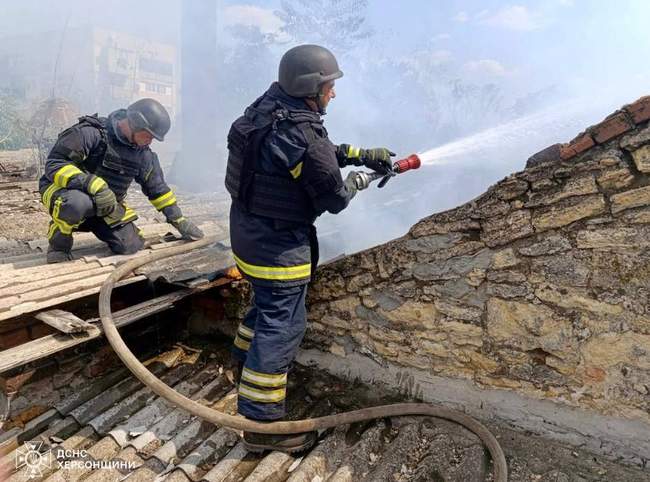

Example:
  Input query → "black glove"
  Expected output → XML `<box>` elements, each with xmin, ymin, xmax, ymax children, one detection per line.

<box><xmin>360</xmin><ymin>147</ymin><xmax>395</xmax><ymax>174</ymax></box>
<box><xmin>337</xmin><ymin>144</ymin><xmax>395</xmax><ymax>174</ymax></box>
<box><xmin>82</xmin><ymin>175</ymin><xmax>117</xmax><ymax>218</ymax></box>
<box><xmin>171</xmin><ymin>217</ymin><xmax>204</xmax><ymax>240</ymax></box>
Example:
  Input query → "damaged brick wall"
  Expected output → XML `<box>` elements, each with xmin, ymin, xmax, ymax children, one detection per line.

<box><xmin>305</xmin><ymin>96</ymin><xmax>650</xmax><ymax>428</ymax></box>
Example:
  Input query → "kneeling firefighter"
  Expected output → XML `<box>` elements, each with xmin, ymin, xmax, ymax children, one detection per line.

<box><xmin>226</xmin><ymin>44</ymin><xmax>396</xmax><ymax>453</ymax></box>
<box><xmin>39</xmin><ymin>98</ymin><xmax>204</xmax><ymax>263</ymax></box>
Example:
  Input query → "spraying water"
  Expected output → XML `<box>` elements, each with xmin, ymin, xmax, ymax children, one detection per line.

<box><xmin>318</xmin><ymin>97</ymin><xmax>615</xmax><ymax>260</ymax></box>
<box><xmin>417</xmin><ymin>99</ymin><xmax>596</xmax><ymax>167</ymax></box>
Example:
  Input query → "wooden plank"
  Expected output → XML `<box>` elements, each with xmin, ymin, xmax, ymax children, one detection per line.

<box><xmin>0</xmin><ymin>257</ymin><xmax>95</xmax><ymax>280</ymax></box>
<box><xmin>0</xmin><ymin>277</ymin><xmax>232</xmax><ymax>373</ymax></box>
<box><xmin>0</xmin><ymin>260</ymin><xmax>102</xmax><ymax>288</ymax></box>
<box><xmin>0</xmin><ymin>265</ymin><xmax>113</xmax><ymax>298</ymax></box>
<box><xmin>0</xmin><ymin>272</ymin><xmax>123</xmax><ymax>311</ymax></box>
<box><xmin>35</xmin><ymin>309</ymin><xmax>95</xmax><ymax>334</ymax></box>
<box><xmin>0</xmin><ymin>275</ymin><xmax>146</xmax><ymax>322</ymax></box>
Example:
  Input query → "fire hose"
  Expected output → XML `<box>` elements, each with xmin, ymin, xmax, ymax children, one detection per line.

<box><xmin>98</xmin><ymin>154</ymin><xmax>508</xmax><ymax>481</ymax></box>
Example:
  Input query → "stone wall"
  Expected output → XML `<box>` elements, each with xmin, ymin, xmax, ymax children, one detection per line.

<box><xmin>302</xmin><ymin>97</ymin><xmax>650</xmax><ymax>461</ymax></box>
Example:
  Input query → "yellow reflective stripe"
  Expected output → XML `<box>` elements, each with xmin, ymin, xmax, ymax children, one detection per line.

<box><xmin>53</xmin><ymin>165</ymin><xmax>82</xmax><ymax>187</ymax></box>
<box><xmin>238</xmin><ymin>325</ymin><xmax>254</xmax><ymax>339</ymax></box>
<box><xmin>234</xmin><ymin>335</ymin><xmax>250</xmax><ymax>351</ymax></box>
<box><xmin>347</xmin><ymin>145</ymin><xmax>361</xmax><ymax>158</ymax></box>
<box><xmin>241</xmin><ymin>368</ymin><xmax>287</xmax><ymax>387</ymax></box>
<box><xmin>88</xmin><ymin>177</ymin><xmax>107</xmax><ymax>195</ymax></box>
<box><xmin>150</xmin><ymin>191</ymin><xmax>177</xmax><ymax>210</ymax></box>
<box><xmin>47</xmin><ymin>221</ymin><xmax>58</xmax><ymax>240</ymax></box>
<box><xmin>42</xmin><ymin>184</ymin><xmax>59</xmax><ymax>209</ymax></box>
<box><xmin>238</xmin><ymin>384</ymin><xmax>286</xmax><ymax>403</ymax></box>
<box><xmin>233</xmin><ymin>254</ymin><xmax>311</xmax><ymax>281</ymax></box>
<box><xmin>121</xmin><ymin>205</ymin><xmax>137</xmax><ymax>222</ymax></box>
<box><xmin>52</xmin><ymin>198</ymin><xmax>75</xmax><ymax>234</ymax></box>
<box><xmin>289</xmin><ymin>161</ymin><xmax>303</xmax><ymax>179</ymax></box>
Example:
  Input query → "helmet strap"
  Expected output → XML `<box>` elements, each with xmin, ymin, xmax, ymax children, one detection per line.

<box><xmin>316</xmin><ymin>93</ymin><xmax>327</xmax><ymax>115</ymax></box>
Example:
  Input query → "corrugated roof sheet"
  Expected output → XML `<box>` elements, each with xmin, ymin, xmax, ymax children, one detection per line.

<box><xmin>2</xmin><ymin>342</ymin><xmax>645</xmax><ymax>481</ymax></box>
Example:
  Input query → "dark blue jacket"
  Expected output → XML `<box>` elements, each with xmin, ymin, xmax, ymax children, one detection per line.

<box><xmin>229</xmin><ymin>83</ymin><xmax>355</xmax><ymax>287</ymax></box>
<box><xmin>39</xmin><ymin>111</ymin><xmax>183</xmax><ymax>222</ymax></box>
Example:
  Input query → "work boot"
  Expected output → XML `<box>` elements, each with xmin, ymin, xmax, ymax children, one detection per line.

<box><xmin>243</xmin><ymin>429</ymin><xmax>318</xmax><ymax>454</ymax></box>
<box><xmin>46</xmin><ymin>248</ymin><xmax>74</xmax><ymax>264</ymax></box>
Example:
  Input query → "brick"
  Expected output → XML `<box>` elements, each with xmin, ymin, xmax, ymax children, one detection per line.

<box><xmin>590</xmin><ymin>112</ymin><xmax>633</xmax><ymax>144</ymax></box>
<box><xmin>30</xmin><ymin>323</ymin><xmax>56</xmax><ymax>339</ymax></box>
<box><xmin>559</xmin><ymin>134</ymin><xmax>595</xmax><ymax>160</ymax></box>
<box><xmin>0</xmin><ymin>328</ymin><xmax>31</xmax><ymax>349</ymax></box>
<box><xmin>526</xmin><ymin>143</ymin><xmax>561</xmax><ymax>168</ymax></box>
<box><xmin>83</xmin><ymin>345</ymin><xmax>119</xmax><ymax>378</ymax></box>
<box><xmin>625</xmin><ymin>96</ymin><xmax>650</xmax><ymax>124</ymax></box>
<box><xmin>0</xmin><ymin>369</ymin><xmax>36</xmax><ymax>393</ymax></box>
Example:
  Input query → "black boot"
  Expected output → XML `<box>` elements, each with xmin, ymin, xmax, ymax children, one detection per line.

<box><xmin>243</xmin><ymin>429</ymin><xmax>317</xmax><ymax>454</ymax></box>
<box><xmin>46</xmin><ymin>247</ymin><xmax>73</xmax><ymax>264</ymax></box>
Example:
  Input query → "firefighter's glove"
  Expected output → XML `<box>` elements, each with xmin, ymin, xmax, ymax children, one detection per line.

<box><xmin>171</xmin><ymin>217</ymin><xmax>204</xmax><ymax>241</ymax></box>
<box><xmin>94</xmin><ymin>189</ymin><xmax>118</xmax><ymax>218</ymax></box>
<box><xmin>82</xmin><ymin>174</ymin><xmax>117</xmax><ymax>217</ymax></box>
<box><xmin>103</xmin><ymin>203</ymin><xmax>126</xmax><ymax>227</ymax></box>
<box><xmin>360</xmin><ymin>147</ymin><xmax>395</xmax><ymax>175</ymax></box>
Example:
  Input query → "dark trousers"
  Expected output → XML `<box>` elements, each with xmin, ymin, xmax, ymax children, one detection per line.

<box><xmin>232</xmin><ymin>283</ymin><xmax>308</xmax><ymax>420</ymax></box>
<box><xmin>44</xmin><ymin>188</ymin><xmax>144</xmax><ymax>255</ymax></box>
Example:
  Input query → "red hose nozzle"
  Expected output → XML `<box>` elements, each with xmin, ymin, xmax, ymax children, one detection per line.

<box><xmin>393</xmin><ymin>154</ymin><xmax>421</xmax><ymax>174</ymax></box>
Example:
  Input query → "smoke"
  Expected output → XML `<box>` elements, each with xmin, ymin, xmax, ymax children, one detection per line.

<box><xmin>1</xmin><ymin>1</ymin><xmax>650</xmax><ymax>259</ymax></box>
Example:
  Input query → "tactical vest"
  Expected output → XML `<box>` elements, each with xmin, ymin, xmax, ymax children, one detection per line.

<box><xmin>57</xmin><ymin>115</ymin><xmax>145</xmax><ymax>201</ymax></box>
<box><xmin>225</xmin><ymin>101</ymin><xmax>320</xmax><ymax>224</ymax></box>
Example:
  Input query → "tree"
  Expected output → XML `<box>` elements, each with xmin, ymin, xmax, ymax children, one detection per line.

<box><xmin>276</xmin><ymin>0</ymin><xmax>373</xmax><ymax>55</ymax></box>
<box><xmin>0</xmin><ymin>94</ymin><xmax>30</xmax><ymax>150</ymax></box>
<box><xmin>215</xmin><ymin>25</ymin><xmax>279</xmax><ymax>133</ymax></box>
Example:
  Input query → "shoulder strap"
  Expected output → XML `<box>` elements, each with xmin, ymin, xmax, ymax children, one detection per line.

<box><xmin>76</xmin><ymin>114</ymin><xmax>106</xmax><ymax>130</ymax></box>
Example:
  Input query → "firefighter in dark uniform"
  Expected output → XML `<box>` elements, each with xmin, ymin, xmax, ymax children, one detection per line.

<box><xmin>39</xmin><ymin>98</ymin><xmax>204</xmax><ymax>263</ymax></box>
<box><xmin>226</xmin><ymin>44</ymin><xmax>396</xmax><ymax>453</ymax></box>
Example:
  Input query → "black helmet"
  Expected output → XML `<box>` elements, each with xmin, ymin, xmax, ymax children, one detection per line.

<box><xmin>278</xmin><ymin>44</ymin><xmax>343</xmax><ymax>98</ymax></box>
<box><xmin>126</xmin><ymin>98</ymin><xmax>171</xmax><ymax>141</ymax></box>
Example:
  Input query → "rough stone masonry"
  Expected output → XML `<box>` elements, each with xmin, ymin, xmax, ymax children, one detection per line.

<box><xmin>293</xmin><ymin>96</ymin><xmax>650</xmax><ymax>467</ymax></box>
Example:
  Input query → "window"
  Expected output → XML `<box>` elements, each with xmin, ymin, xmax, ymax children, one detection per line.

<box><xmin>140</xmin><ymin>81</ymin><xmax>171</xmax><ymax>95</ymax></box>
<box><xmin>139</xmin><ymin>58</ymin><xmax>173</xmax><ymax>76</ymax></box>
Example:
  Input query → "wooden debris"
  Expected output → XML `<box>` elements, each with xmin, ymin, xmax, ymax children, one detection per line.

<box><xmin>35</xmin><ymin>309</ymin><xmax>95</xmax><ymax>334</ymax></box>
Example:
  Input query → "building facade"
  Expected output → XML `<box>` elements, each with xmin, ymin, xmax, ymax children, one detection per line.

<box><xmin>0</xmin><ymin>27</ymin><xmax>178</xmax><ymax>119</ymax></box>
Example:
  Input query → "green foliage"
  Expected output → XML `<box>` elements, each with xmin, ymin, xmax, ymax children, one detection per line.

<box><xmin>0</xmin><ymin>94</ymin><xmax>31</xmax><ymax>150</ymax></box>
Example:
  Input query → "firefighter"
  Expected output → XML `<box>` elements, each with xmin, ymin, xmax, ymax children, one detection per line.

<box><xmin>39</xmin><ymin>98</ymin><xmax>204</xmax><ymax>263</ymax></box>
<box><xmin>226</xmin><ymin>44</ymin><xmax>395</xmax><ymax>453</ymax></box>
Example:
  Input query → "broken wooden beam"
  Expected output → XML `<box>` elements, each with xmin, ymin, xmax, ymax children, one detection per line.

<box><xmin>35</xmin><ymin>309</ymin><xmax>95</xmax><ymax>334</ymax></box>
